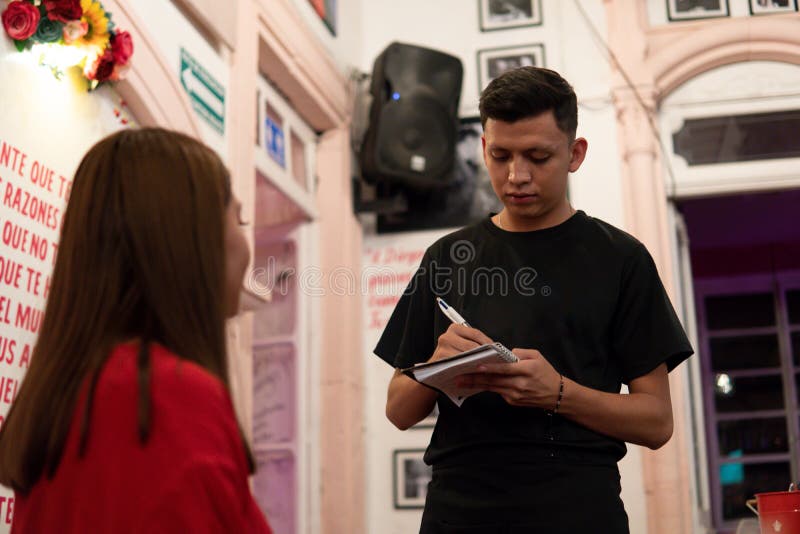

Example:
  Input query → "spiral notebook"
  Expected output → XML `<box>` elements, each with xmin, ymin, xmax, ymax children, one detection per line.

<box><xmin>402</xmin><ymin>342</ymin><xmax>518</xmax><ymax>407</ymax></box>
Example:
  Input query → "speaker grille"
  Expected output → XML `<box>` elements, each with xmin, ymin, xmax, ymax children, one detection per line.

<box><xmin>374</xmin><ymin>94</ymin><xmax>453</xmax><ymax>189</ymax></box>
<box><xmin>360</xmin><ymin>42</ymin><xmax>463</xmax><ymax>190</ymax></box>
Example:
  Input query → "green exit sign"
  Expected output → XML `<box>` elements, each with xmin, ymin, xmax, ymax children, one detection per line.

<box><xmin>179</xmin><ymin>47</ymin><xmax>225</xmax><ymax>134</ymax></box>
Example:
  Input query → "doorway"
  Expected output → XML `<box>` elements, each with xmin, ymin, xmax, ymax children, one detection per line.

<box><xmin>678</xmin><ymin>188</ymin><xmax>800</xmax><ymax>532</ymax></box>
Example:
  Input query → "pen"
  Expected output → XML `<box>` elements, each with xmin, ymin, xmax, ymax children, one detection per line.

<box><xmin>436</xmin><ymin>297</ymin><xmax>471</xmax><ymax>327</ymax></box>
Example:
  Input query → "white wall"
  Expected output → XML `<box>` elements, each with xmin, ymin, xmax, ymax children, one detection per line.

<box><xmin>362</xmin><ymin>230</ymin><xmax>448</xmax><ymax>534</ymax></box>
<box><xmin>289</xmin><ymin>0</ymin><xmax>364</xmax><ymax>74</ymax></box>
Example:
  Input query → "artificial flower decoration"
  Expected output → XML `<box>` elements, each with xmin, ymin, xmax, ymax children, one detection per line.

<box><xmin>62</xmin><ymin>19</ymin><xmax>87</xmax><ymax>44</ymax></box>
<box><xmin>44</xmin><ymin>0</ymin><xmax>82</xmax><ymax>23</ymax></box>
<box><xmin>1</xmin><ymin>0</ymin><xmax>133</xmax><ymax>89</ymax></box>
<box><xmin>76</xmin><ymin>0</ymin><xmax>109</xmax><ymax>56</ymax></box>
<box><xmin>1</xmin><ymin>1</ymin><xmax>39</xmax><ymax>41</ymax></box>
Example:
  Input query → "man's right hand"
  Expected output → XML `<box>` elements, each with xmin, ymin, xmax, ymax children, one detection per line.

<box><xmin>386</xmin><ymin>324</ymin><xmax>493</xmax><ymax>430</ymax></box>
<box><xmin>429</xmin><ymin>324</ymin><xmax>493</xmax><ymax>363</ymax></box>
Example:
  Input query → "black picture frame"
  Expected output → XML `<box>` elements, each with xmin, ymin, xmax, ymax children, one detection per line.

<box><xmin>393</xmin><ymin>449</ymin><xmax>432</xmax><ymax>509</ymax></box>
<box><xmin>667</xmin><ymin>0</ymin><xmax>730</xmax><ymax>21</ymax></box>
<box><xmin>748</xmin><ymin>0</ymin><xmax>797</xmax><ymax>15</ymax></box>
<box><xmin>479</xmin><ymin>0</ymin><xmax>543</xmax><ymax>32</ymax></box>
<box><xmin>477</xmin><ymin>43</ymin><xmax>545</xmax><ymax>93</ymax></box>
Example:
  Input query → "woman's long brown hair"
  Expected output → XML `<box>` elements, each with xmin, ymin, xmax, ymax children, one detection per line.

<box><xmin>0</xmin><ymin>128</ymin><xmax>252</xmax><ymax>493</ymax></box>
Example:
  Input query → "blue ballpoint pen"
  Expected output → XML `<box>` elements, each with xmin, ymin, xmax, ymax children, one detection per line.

<box><xmin>436</xmin><ymin>297</ymin><xmax>471</xmax><ymax>327</ymax></box>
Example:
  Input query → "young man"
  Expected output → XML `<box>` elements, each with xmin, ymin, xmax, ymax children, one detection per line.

<box><xmin>373</xmin><ymin>67</ymin><xmax>693</xmax><ymax>533</ymax></box>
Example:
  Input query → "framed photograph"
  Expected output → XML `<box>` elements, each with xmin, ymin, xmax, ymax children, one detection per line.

<box><xmin>479</xmin><ymin>0</ymin><xmax>542</xmax><ymax>31</ymax></box>
<box><xmin>308</xmin><ymin>0</ymin><xmax>337</xmax><ymax>35</ymax></box>
<box><xmin>478</xmin><ymin>44</ymin><xmax>545</xmax><ymax>92</ymax></box>
<box><xmin>748</xmin><ymin>0</ymin><xmax>797</xmax><ymax>15</ymax></box>
<box><xmin>393</xmin><ymin>449</ymin><xmax>432</xmax><ymax>509</ymax></box>
<box><xmin>667</xmin><ymin>0</ymin><xmax>730</xmax><ymax>21</ymax></box>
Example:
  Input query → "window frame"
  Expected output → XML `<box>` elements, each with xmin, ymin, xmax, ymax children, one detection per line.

<box><xmin>255</xmin><ymin>74</ymin><xmax>318</xmax><ymax>220</ymax></box>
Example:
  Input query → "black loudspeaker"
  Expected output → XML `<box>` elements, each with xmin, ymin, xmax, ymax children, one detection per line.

<box><xmin>360</xmin><ymin>42</ymin><xmax>463</xmax><ymax>190</ymax></box>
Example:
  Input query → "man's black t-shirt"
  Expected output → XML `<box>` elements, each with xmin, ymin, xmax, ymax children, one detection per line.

<box><xmin>374</xmin><ymin>211</ymin><xmax>693</xmax><ymax>468</ymax></box>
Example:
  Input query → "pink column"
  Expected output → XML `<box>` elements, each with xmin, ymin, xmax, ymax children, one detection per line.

<box><xmin>228</xmin><ymin>0</ymin><xmax>260</xmax><ymax>441</ymax></box>
<box><xmin>316</xmin><ymin>127</ymin><xmax>366</xmax><ymax>534</ymax></box>
<box><xmin>605</xmin><ymin>5</ymin><xmax>693</xmax><ymax>531</ymax></box>
<box><xmin>612</xmin><ymin>85</ymin><xmax>693</xmax><ymax>534</ymax></box>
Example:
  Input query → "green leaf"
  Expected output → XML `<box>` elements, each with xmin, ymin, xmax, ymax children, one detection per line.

<box><xmin>14</xmin><ymin>40</ymin><xmax>28</xmax><ymax>52</ymax></box>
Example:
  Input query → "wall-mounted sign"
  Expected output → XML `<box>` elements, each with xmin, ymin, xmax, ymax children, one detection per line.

<box><xmin>179</xmin><ymin>47</ymin><xmax>225</xmax><ymax>135</ymax></box>
<box><xmin>265</xmin><ymin>117</ymin><xmax>286</xmax><ymax>168</ymax></box>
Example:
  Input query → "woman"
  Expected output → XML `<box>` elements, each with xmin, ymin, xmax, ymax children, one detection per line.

<box><xmin>0</xmin><ymin>128</ymin><xmax>273</xmax><ymax>533</ymax></box>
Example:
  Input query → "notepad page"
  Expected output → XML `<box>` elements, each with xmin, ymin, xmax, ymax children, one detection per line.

<box><xmin>412</xmin><ymin>348</ymin><xmax>498</xmax><ymax>382</ymax></box>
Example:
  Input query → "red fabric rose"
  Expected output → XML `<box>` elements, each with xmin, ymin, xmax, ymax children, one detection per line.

<box><xmin>111</xmin><ymin>31</ymin><xmax>133</xmax><ymax>66</ymax></box>
<box><xmin>1</xmin><ymin>1</ymin><xmax>41</xmax><ymax>41</ymax></box>
<box><xmin>43</xmin><ymin>0</ymin><xmax>82</xmax><ymax>23</ymax></box>
<box><xmin>85</xmin><ymin>49</ymin><xmax>116</xmax><ymax>83</ymax></box>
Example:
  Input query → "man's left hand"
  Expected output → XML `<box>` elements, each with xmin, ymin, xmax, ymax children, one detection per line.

<box><xmin>455</xmin><ymin>348</ymin><xmax>561</xmax><ymax>409</ymax></box>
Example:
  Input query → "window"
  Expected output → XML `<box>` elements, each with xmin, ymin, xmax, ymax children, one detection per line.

<box><xmin>672</xmin><ymin>110</ymin><xmax>800</xmax><ymax>166</ymax></box>
<box><xmin>696</xmin><ymin>276</ymin><xmax>800</xmax><ymax>531</ymax></box>
<box><xmin>256</xmin><ymin>74</ymin><xmax>317</xmax><ymax>204</ymax></box>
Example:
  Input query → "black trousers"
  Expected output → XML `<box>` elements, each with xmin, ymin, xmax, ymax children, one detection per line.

<box><xmin>419</xmin><ymin>462</ymin><xmax>629</xmax><ymax>534</ymax></box>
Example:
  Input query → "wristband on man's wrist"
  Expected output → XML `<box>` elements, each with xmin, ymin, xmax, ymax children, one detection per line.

<box><xmin>553</xmin><ymin>374</ymin><xmax>564</xmax><ymax>414</ymax></box>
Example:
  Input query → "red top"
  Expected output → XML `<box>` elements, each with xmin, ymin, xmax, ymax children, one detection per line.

<box><xmin>12</xmin><ymin>343</ymin><xmax>273</xmax><ymax>534</ymax></box>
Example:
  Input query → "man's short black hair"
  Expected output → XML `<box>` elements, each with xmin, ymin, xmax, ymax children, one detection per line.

<box><xmin>479</xmin><ymin>66</ymin><xmax>578</xmax><ymax>139</ymax></box>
